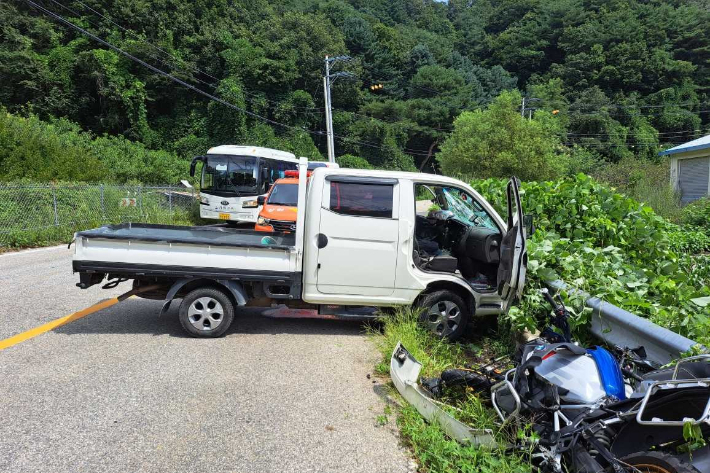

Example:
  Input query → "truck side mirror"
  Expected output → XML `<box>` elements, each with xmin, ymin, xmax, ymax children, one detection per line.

<box><xmin>257</xmin><ymin>196</ymin><xmax>265</xmax><ymax>206</ymax></box>
<box><xmin>523</xmin><ymin>214</ymin><xmax>535</xmax><ymax>236</ymax></box>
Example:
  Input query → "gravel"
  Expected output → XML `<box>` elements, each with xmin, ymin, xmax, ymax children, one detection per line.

<box><xmin>0</xmin><ymin>247</ymin><xmax>411</xmax><ymax>473</ymax></box>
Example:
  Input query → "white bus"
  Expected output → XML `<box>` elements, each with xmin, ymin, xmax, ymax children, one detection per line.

<box><xmin>190</xmin><ymin>146</ymin><xmax>338</xmax><ymax>223</ymax></box>
<box><xmin>190</xmin><ymin>146</ymin><xmax>300</xmax><ymax>223</ymax></box>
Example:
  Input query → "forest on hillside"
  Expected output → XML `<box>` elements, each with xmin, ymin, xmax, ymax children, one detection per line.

<box><xmin>1</xmin><ymin>0</ymin><xmax>709</xmax><ymax>180</ymax></box>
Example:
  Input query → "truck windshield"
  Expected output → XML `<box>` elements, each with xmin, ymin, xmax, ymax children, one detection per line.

<box><xmin>441</xmin><ymin>187</ymin><xmax>498</xmax><ymax>230</ymax></box>
<box><xmin>201</xmin><ymin>155</ymin><xmax>258</xmax><ymax>196</ymax></box>
<box><xmin>267</xmin><ymin>183</ymin><xmax>298</xmax><ymax>206</ymax></box>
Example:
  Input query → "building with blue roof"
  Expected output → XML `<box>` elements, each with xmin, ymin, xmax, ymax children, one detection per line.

<box><xmin>659</xmin><ymin>134</ymin><xmax>710</xmax><ymax>204</ymax></box>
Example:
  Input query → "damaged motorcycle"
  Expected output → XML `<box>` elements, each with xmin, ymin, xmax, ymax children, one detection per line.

<box><xmin>421</xmin><ymin>289</ymin><xmax>710</xmax><ymax>473</ymax></box>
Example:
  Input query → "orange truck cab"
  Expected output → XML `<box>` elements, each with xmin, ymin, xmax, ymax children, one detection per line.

<box><xmin>254</xmin><ymin>173</ymin><xmax>302</xmax><ymax>233</ymax></box>
<box><xmin>255</xmin><ymin>163</ymin><xmax>340</xmax><ymax>233</ymax></box>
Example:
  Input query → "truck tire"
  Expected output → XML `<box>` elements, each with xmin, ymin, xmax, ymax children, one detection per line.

<box><xmin>619</xmin><ymin>451</ymin><xmax>696</xmax><ymax>473</ymax></box>
<box><xmin>178</xmin><ymin>287</ymin><xmax>235</xmax><ymax>338</ymax></box>
<box><xmin>415</xmin><ymin>290</ymin><xmax>470</xmax><ymax>341</ymax></box>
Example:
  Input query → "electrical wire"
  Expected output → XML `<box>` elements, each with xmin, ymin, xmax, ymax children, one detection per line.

<box><xmin>56</xmin><ymin>0</ymin><xmax>326</xmax><ymax>111</ymax></box>
<box><xmin>25</xmin><ymin>0</ymin><xmax>436</xmax><ymax>157</ymax></box>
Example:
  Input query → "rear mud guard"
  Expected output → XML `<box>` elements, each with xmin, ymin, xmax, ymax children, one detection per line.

<box><xmin>160</xmin><ymin>278</ymin><xmax>247</xmax><ymax>315</ymax></box>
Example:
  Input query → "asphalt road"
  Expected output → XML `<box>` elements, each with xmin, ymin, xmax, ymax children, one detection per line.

<box><xmin>0</xmin><ymin>247</ymin><xmax>411</xmax><ymax>473</ymax></box>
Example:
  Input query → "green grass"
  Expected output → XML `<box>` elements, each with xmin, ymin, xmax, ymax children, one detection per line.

<box><xmin>0</xmin><ymin>185</ymin><xmax>204</xmax><ymax>249</ymax></box>
<box><xmin>369</xmin><ymin>310</ymin><xmax>532</xmax><ymax>473</ymax></box>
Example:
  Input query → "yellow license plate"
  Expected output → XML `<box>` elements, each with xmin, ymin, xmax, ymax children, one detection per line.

<box><xmin>219</xmin><ymin>213</ymin><xmax>231</xmax><ymax>220</ymax></box>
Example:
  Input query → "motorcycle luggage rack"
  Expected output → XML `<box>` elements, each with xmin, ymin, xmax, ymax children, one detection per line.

<box><xmin>636</xmin><ymin>355</ymin><xmax>710</xmax><ymax>426</ymax></box>
<box><xmin>491</xmin><ymin>369</ymin><xmax>521</xmax><ymax>425</ymax></box>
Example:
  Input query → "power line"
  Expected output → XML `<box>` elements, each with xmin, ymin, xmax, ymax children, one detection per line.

<box><xmin>24</xmin><ymin>0</ymin><xmax>436</xmax><ymax>158</ymax></box>
<box><xmin>56</xmin><ymin>0</ymin><xmax>326</xmax><ymax>111</ymax></box>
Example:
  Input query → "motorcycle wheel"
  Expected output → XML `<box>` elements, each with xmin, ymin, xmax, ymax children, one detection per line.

<box><xmin>619</xmin><ymin>451</ymin><xmax>695</xmax><ymax>473</ymax></box>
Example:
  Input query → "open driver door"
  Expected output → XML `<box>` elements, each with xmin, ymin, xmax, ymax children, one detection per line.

<box><xmin>497</xmin><ymin>177</ymin><xmax>527</xmax><ymax>312</ymax></box>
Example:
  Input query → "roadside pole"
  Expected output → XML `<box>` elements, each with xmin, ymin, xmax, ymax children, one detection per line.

<box><xmin>323</xmin><ymin>55</ymin><xmax>352</xmax><ymax>164</ymax></box>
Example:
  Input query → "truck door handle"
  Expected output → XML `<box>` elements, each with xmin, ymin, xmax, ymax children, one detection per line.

<box><xmin>317</xmin><ymin>233</ymin><xmax>328</xmax><ymax>249</ymax></box>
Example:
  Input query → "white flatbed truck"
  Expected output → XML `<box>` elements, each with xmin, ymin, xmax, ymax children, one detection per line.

<box><xmin>73</xmin><ymin>158</ymin><xmax>527</xmax><ymax>340</ymax></box>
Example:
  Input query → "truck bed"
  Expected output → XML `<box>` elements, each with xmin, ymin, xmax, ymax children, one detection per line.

<box><xmin>73</xmin><ymin>223</ymin><xmax>297</xmax><ymax>280</ymax></box>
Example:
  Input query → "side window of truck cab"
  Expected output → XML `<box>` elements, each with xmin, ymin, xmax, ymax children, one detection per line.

<box><xmin>314</xmin><ymin>176</ymin><xmax>400</xmax><ymax>296</ymax></box>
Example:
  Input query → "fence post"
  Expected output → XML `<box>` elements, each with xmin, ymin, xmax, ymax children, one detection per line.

<box><xmin>100</xmin><ymin>184</ymin><xmax>105</xmax><ymax>221</ymax></box>
<box><xmin>169</xmin><ymin>190</ymin><xmax>173</xmax><ymax>224</ymax></box>
<box><xmin>138</xmin><ymin>186</ymin><xmax>144</xmax><ymax>221</ymax></box>
<box><xmin>52</xmin><ymin>185</ymin><xmax>59</xmax><ymax>227</ymax></box>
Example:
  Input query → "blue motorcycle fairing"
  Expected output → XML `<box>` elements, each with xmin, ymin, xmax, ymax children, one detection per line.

<box><xmin>587</xmin><ymin>346</ymin><xmax>626</xmax><ymax>400</ymax></box>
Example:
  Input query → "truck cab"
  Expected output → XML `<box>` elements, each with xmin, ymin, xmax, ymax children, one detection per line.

<box><xmin>73</xmin><ymin>159</ymin><xmax>527</xmax><ymax>340</ymax></box>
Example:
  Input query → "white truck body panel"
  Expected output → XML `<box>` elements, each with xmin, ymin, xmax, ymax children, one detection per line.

<box><xmin>74</xmin><ymin>236</ymin><xmax>296</xmax><ymax>274</ymax></box>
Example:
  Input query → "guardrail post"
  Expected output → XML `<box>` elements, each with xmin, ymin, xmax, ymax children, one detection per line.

<box><xmin>52</xmin><ymin>185</ymin><xmax>59</xmax><ymax>226</ymax></box>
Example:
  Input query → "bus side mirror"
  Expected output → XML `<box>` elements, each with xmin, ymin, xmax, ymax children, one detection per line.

<box><xmin>189</xmin><ymin>156</ymin><xmax>204</xmax><ymax>177</ymax></box>
<box><xmin>523</xmin><ymin>214</ymin><xmax>535</xmax><ymax>237</ymax></box>
<box><xmin>257</xmin><ymin>196</ymin><xmax>266</xmax><ymax>206</ymax></box>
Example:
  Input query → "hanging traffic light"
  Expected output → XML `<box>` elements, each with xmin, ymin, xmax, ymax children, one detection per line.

<box><xmin>369</xmin><ymin>84</ymin><xmax>384</xmax><ymax>92</ymax></box>
<box><xmin>552</xmin><ymin>109</ymin><xmax>560</xmax><ymax>115</ymax></box>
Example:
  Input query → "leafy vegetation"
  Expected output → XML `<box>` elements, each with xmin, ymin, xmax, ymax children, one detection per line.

<box><xmin>0</xmin><ymin>184</ymin><xmax>201</xmax><ymax>248</ymax></box>
<box><xmin>438</xmin><ymin>90</ymin><xmax>564</xmax><ymax>181</ymax></box>
<box><xmin>1</xmin><ymin>0</ymin><xmax>708</xmax><ymax>180</ymax></box>
<box><xmin>0</xmin><ymin>110</ymin><xmax>188</xmax><ymax>184</ymax></box>
<box><xmin>370</xmin><ymin>311</ymin><xmax>531</xmax><ymax>473</ymax></box>
<box><xmin>475</xmin><ymin>174</ymin><xmax>710</xmax><ymax>346</ymax></box>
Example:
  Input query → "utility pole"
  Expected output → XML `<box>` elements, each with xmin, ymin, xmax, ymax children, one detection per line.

<box><xmin>323</xmin><ymin>55</ymin><xmax>352</xmax><ymax>163</ymax></box>
<box><xmin>521</xmin><ymin>97</ymin><xmax>541</xmax><ymax>120</ymax></box>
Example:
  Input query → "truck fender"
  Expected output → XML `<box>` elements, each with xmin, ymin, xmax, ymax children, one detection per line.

<box><xmin>160</xmin><ymin>278</ymin><xmax>248</xmax><ymax>315</ymax></box>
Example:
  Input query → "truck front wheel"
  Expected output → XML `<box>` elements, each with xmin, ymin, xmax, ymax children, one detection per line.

<box><xmin>178</xmin><ymin>287</ymin><xmax>235</xmax><ymax>338</ymax></box>
<box><xmin>415</xmin><ymin>290</ymin><xmax>469</xmax><ymax>341</ymax></box>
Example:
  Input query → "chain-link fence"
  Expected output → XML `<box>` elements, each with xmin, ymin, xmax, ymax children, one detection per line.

<box><xmin>0</xmin><ymin>184</ymin><xmax>199</xmax><ymax>248</ymax></box>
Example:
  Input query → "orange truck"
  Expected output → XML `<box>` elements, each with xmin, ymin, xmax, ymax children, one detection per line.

<box><xmin>254</xmin><ymin>174</ymin><xmax>301</xmax><ymax>233</ymax></box>
<box><xmin>255</xmin><ymin>163</ymin><xmax>340</xmax><ymax>233</ymax></box>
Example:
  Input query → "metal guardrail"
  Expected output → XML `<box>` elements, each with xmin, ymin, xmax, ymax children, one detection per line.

<box><xmin>547</xmin><ymin>280</ymin><xmax>704</xmax><ymax>365</ymax></box>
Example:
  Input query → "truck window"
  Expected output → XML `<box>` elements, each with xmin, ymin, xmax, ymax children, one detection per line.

<box><xmin>330</xmin><ymin>182</ymin><xmax>393</xmax><ymax>218</ymax></box>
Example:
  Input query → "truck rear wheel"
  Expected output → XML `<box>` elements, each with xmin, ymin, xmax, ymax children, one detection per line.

<box><xmin>415</xmin><ymin>290</ymin><xmax>470</xmax><ymax>341</ymax></box>
<box><xmin>178</xmin><ymin>287</ymin><xmax>235</xmax><ymax>338</ymax></box>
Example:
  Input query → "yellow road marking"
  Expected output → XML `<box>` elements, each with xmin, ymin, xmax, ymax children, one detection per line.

<box><xmin>0</xmin><ymin>297</ymin><xmax>120</xmax><ymax>351</ymax></box>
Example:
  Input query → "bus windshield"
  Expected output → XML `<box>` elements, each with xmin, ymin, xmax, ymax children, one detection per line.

<box><xmin>201</xmin><ymin>156</ymin><xmax>258</xmax><ymax>196</ymax></box>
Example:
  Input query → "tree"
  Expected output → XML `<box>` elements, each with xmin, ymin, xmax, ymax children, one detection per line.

<box><xmin>437</xmin><ymin>90</ymin><xmax>564</xmax><ymax>181</ymax></box>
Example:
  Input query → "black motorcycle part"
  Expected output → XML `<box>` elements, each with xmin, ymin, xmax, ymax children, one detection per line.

<box><xmin>611</xmin><ymin>388</ymin><xmax>710</xmax><ymax>458</ymax></box>
<box><xmin>620</xmin><ymin>451</ymin><xmax>696</xmax><ymax>473</ymax></box>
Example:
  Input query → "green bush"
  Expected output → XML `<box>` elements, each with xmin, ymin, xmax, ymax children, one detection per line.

<box><xmin>682</xmin><ymin>197</ymin><xmax>710</xmax><ymax>231</ymax></box>
<box><xmin>336</xmin><ymin>154</ymin><xmax>374</xmax><ymax>169</ymax></box>
<box><xmin>437</xmin><ymin>90</ymin><xmax>565</xmax><ymax>181</ymax></box>
<box><xmin>0</xmin><ymin>111</ymin><xmax>189</xmax><ymax>184</ymax></box>
<box><xmin>592</xmin><ymin>157</ymin><xmax>682</xmax><ymax>222</ymax></box>
<box><xmin>0</xmin><ymin>184</ymin><xmax>201</xmax><ymax>248</ymax></box>
<box><xmin>474</xmin><ymin>174</ymin><xmax>710</xmax><ymax>346</ymax></box>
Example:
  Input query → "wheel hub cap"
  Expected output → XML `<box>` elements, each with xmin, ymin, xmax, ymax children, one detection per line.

<box><xmin>187</xmin><ymin>297</ymin><xmax>224</xmax><ymax>331</ymax></box>
<box><xmin>426</xmin><ymin>300</ymin><xmax>461</xmax><ymax>336</ymax></box>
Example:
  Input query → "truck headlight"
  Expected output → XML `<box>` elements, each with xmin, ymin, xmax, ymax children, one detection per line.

<box><xmin>242</xmin><ymin>200</ymin><xmax>259</xmax><ymax>208</ymax></box>
<box><xmin>257</xmin><ymin>216</ymin><xmax>269</xmax><ymax>226</ymax></box>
